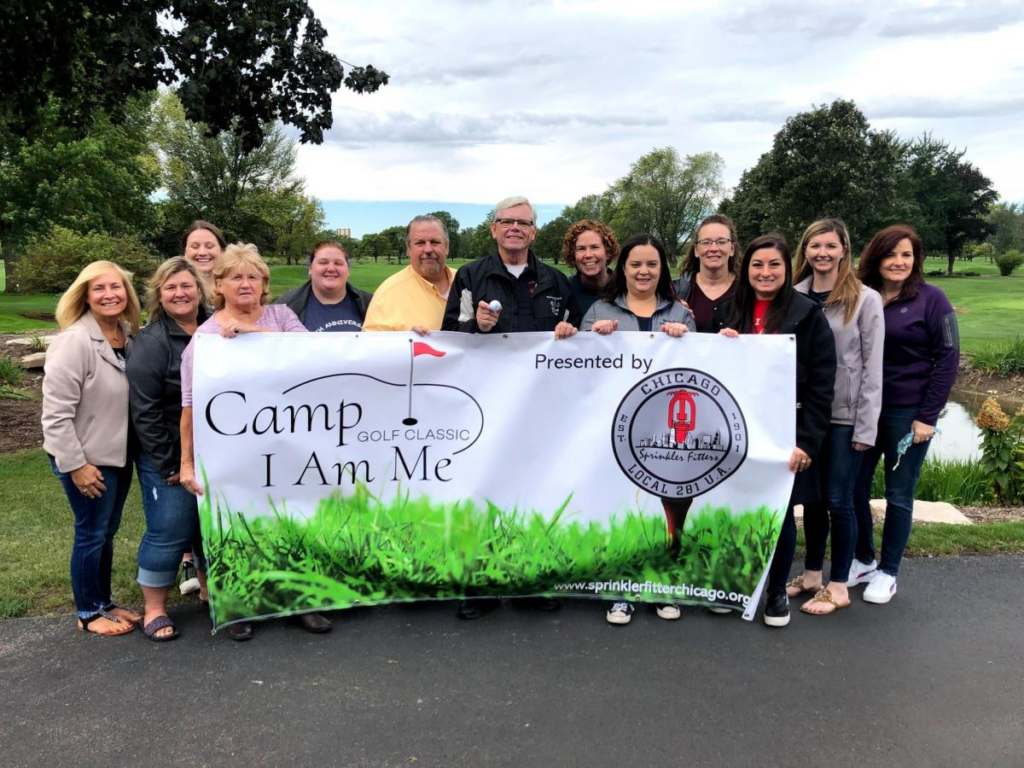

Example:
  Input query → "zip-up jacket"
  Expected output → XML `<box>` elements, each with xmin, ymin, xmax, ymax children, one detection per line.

<box><xmin>275</xmin><ymin>280</ymin><xmax>373</xmax><ymax>325</ymax></box>
<box><xmin>581</xmin><ymin>293</ymin><xmax>696</xmax><ymax>332</ymax></box>
<box><xmin>794</xmin><ymin>278</ymin><xmax>884</xmax><ymax>445</ymax></box>
<box><xmin>713</xmin><ymin>292</ymin><xmax>836</xmax><ymax>505</ymax></box>
<box><xmin>442</xmin><ymin>250</ymin><xmax>581</xmax><ymax>333</ymax></box>
<box><xmin>127</xmin><ymin>308</ymin><xmax>209</xmax><ymax>479</ymax></box>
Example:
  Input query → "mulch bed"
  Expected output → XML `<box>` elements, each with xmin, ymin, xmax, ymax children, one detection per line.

<box><xmin>959</xmin><ymin>506</ymin><xmax>1024</xmax><ymax>523</ymax></box>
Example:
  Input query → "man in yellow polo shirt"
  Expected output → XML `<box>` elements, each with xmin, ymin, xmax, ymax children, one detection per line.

<box><xmin>363</xmin><ymin>215</ymin><xmax>456</xmax><ymax>332</ymax></box>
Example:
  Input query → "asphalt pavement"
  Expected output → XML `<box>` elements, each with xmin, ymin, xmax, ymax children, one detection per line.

<box><xmin>1</xmin><ymin>555</ymin><xmax>1022</xmax><ymax>767</ymax></box>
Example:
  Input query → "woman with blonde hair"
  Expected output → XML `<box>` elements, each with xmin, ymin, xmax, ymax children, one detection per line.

<box><xmin>43</xmin><ymin>261</ymin><xmax>143</xmax><ymax>636</ymax></box>
<box><xmin>178</xmin><ymin>243</ymin><xmax>331</xmax><ymax>639</ymax></box>
<box><xmin>786</xmin><ymin>219</ymin><xmax>884</xmax><ymax>616</ymax></box>
<box><xmin>127</xmin><ymin>257</ymin><xmax>211</xmax><ymax>640</ymax></box>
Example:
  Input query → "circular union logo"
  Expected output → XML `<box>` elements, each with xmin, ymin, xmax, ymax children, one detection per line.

<box><xmin>611</xmin><ymin>368</ymin><xmax>748</xmax><ymax>499</ymax></box>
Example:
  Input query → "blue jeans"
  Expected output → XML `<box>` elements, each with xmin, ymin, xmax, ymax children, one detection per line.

<box><xmin>136</xmin><ymin>453</ymin><xmax>206</xmax><ymax>588</ymax></box>
<box><xmin>50</xmin><ymin>455</ymin><xmax>134</xmax><ymax>619</ymax></box>
<box><xmin>803</xmin><ymin>425</ymin><xmax>863</xmax><ymax>583</ymax></box>
<box><xmin>853</xmin><ymin>407</ymin><xmax>931</xmax><ymax>577</ymax></box>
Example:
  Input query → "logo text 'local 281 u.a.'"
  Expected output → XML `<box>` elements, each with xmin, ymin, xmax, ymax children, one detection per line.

<box><xmin>612</xmin><ymin>369</ymin><xmax>748</xmax><ymax>499</ymax></box>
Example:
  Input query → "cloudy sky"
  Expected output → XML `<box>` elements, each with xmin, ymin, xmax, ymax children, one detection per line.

<box><xmin>300</xmin><ymin>0</ymin><xmax>1024</xmax><ymax>235</ymax></box>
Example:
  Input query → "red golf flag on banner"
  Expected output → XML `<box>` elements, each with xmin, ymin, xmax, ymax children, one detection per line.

<box><xmin>412</xmin><ymin>342</ymin><xmax>446</xmax><ymax>358</ymax></box>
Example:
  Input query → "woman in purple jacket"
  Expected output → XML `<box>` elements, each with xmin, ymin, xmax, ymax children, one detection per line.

<box><xmin>851</xmin><ymin>225</ymin><xmax>959</xmax><ymax>604</ymax></box>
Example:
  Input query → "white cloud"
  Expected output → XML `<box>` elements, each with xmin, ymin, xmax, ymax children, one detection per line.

<box><xmin>300</xmin><ymin>0</ymin><xmax>1024</xmax><ymax>209</ymax></box>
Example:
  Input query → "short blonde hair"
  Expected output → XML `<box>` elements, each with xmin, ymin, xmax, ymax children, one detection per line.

<box><xmin>55</xmin><ymin>260</ymin><xmax>141</xmax><ymax>332</ymax></box>
<box><xmin>211</xmin><ymin>243</ymin><xmax>270</xmax><ymax>310</ymax></box>
<box><xmin>146</xmin><ymin>257</ymin><xmax>211</xmax><ymax>320</ymax></box>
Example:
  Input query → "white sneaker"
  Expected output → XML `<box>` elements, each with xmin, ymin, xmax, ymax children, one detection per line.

<box><xmin>863</xmin><ymin>572</ymin><xmax>897</xmax><ymax>604</ymax></box>
<box><xmin>706</xmin><ymin>606</ymin><xmax>731</xmax><ymax>615</ymax></box>
<box><xmin>846</xmin><ymin>559</ymin><xmax>878</xmax><ymax>587</ymax></box>
<box><xmin>606</xmin><ymin>601</ymin><xmax>635</xmax><ymax>625</ymax></box>
<box><xmin>179</xmin><ymin>561</ymin><xmax>200</xmax><ymax>596</ymax></box>
<box><xmin>656</xmin><ymin>604</ymin><xmax>681</xmax><ymax>620</ymax></box>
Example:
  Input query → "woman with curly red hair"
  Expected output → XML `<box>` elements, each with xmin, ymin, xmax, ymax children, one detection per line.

<box><xmin>561</xmin><ymin>220</ymin><xmax>619</xmax><ymax>316</ymax></box>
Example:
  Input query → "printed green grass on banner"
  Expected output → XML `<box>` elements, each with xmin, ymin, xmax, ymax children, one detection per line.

<box><xmin>198</xmin><ymin>485</ymin><xmax>781</xmax><ymax>625</ymax></box>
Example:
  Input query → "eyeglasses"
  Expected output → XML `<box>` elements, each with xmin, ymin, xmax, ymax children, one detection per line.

<box><xmin>696</xmin><ymin>238</ymin><xmax>733</xmax><ymax>248</ymax></box>
<box><xmin>495</xmin><ymin>218</ymin><xmax>535</xmax><ymax>228</ymax></box>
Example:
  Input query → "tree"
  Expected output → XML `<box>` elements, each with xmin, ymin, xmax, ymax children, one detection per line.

<box><xmin>533</xmin><ymin>216</ymin><xmax>572</xmax><ymax>263</ymax></box>
<box><xmin>899</xmin><ymin>135</ymin><xmax>997</xmax><ymax>274</ymax></box>
<box><xmin>0</xmin><ymin>0</ymin><xmax>388</xmax><ymax>152</ymax></box>
<box><xmin>720</xmin><ymin>100</ymin><xmax>904</xmax><ymax>249</ymax></box>
<box><xmin>152</xmin><ymin>91</ymin><xmax>325</xmax><ymax>255</ymax></box>
<box><xmin>987</xmin><ymin>202</ymin><xmax>1024</xmax><ymax>253</ymax></box>
<box><xmin>427</xmin><ymin>211</ymin><xmax>461</xmax><ymax>260</ymax></box>
<box><xmin>608</xmin><ymin>148</ymin><xmax>724</xmax><ymax>263</ymax></box>
<box><xmin>0</xmin><ymin>97</ymin><xmax>159</xmax><ymax>288</ymax></box>
<box><xmin>460</xmin><ymin>214</ymin><xmax>496</xmax><ymax>262</ymax></box>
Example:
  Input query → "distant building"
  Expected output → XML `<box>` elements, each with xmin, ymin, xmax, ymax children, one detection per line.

<box><xmin>335</xmin><ymin>227</ymin><xmax>352</xmax><ymax>238</ymax></box>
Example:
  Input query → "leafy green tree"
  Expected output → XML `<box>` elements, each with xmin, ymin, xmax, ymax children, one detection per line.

<box><xmin>379</xmin><ymin>226</ymin><xmax>407</xmax><ymax>263</ymax></box>
<box><xmin>0</xmin><ymin>0</ymin><xmax>388</xmax><ymax>152</ymax></box>
<box><xmin>460</xmin><ymin>214</ymin><xmax>496</xmax><ymax>262</ymax></box>
<box><xmin>607</xmin><ymin>148</ymin><xmax>724</xmax><ymax>263</ymax></box>
<box><xmin>986</xmin><ymin>202</ymin><xmax>1024</xmax><ymax>254</ymax></box>
<box><xmin>427</xmin><ymin>211</ymin><xmax>461</xmax><ymax>260</ymax></box>
<box><xmin>0</xmin><ymin>97</ymin><xmax>159</xmax><ymax>289</ymax></box>
<box><xmin>898</xmin><ymin>134</ymin><xmax>997</xmax><ymax>274</ymax></box>
<box><xmin>15</xmin><ymin>227</ymin><xmax>157</xmax><ymax>295</ymax></box>
<box><xmin>243</xmin><ymin>188</ymin><xmax>327</xmax><ymax>264</ymax></box>
<box><xmin>354</xmin><ymin>233</ymin><xmax>390</xmax><ymax>263</ymax></box>
<box><xmin>720</xmin><ymin>100</ymin><xmax>904</xmax><ymax>248</ymax></box>
<box><xmin>534</xmin><ymin>216</ymin><xmax>572</xmax><ymax>263</ymax></box>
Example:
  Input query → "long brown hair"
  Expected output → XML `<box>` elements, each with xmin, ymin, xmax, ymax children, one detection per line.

<box><xmin>678</xmin><ymin>214</ymin><xmax>740</xmax><ymax>276</ymax></box>
<box><xmin>857</xmin><ymin>224</ymin><xmax>925</xmax><ymax>302</ymax></box>
<box><xmin>793</xmin><ymin>218</ymin><xmax>862</xmax><ymax>325</ymax></box>
<box><xmin>728</xmin><ymin>234</ymin><xmax>793</xmax><ymax>335</ymax></box>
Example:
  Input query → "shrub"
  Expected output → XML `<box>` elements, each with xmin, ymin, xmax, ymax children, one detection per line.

<box><xmin>0</xmin><ymin>354</ymin><xmax>24</xmax><ymax>387</ymax></box>
<box><xmin>975</xmin><ymin>398</ymin><xmax>1024</xmax><ymax>505</ymax></box>
<box><xmin>971</xmin><ymin>337</ymin><xmax>1024</xmax><ymax>376</ymax></box>
<box><xmin>994</xmin><ymin>249</ymin><xmax>1024</xmax><ymax>277</ymax></box>
<box><xmin>14</xmin><ymin>226</ymin><xmax>158</xmax><ymax>295</ymax></box>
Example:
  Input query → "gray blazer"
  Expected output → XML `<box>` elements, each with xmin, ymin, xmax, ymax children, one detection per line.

<box><xmin>794</xmin><ymin>277</ymin><xmax>884</xmax><ymax>445</ymax></box>
<box><xmin>42</xmin><ymin>312</ymin><xmax>133</xmax><ymax>472</ymax></box>
<box><xmin>581</xmin><ymin>294</ymin><xmax>697</xmax><ymax>332</ymax></box>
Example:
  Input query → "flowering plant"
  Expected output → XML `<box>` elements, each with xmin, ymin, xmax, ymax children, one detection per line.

<box><xmin>976</xmin><ymin>398</ymin><xmax>1024</xmax><ymax>504</ymax></box>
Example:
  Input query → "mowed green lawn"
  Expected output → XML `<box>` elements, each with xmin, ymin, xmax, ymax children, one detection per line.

<box><xmin>0</xmin><ymin>256</ymin><xmax>1020</xmax><ymax>354</ymax></box>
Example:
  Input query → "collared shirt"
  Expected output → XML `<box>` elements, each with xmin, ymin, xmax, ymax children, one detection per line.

<box><xmin>362</xmin><ymin>264</ymin><xmax>456</xmax><ymax>332</ymax></box>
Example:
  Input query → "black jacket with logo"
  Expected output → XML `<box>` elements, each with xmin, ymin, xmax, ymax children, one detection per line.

<box><xmin>442</xmin><ymin>250</ymin><xmax>581</xmax><ymax>333</ymax></box>
<box><xmin>712</xmin><ymin>292</ymin><xmax>836</xmax><ymax>504</ymax></box>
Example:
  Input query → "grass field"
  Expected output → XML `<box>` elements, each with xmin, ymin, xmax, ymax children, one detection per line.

<box><xmin>0</xmin><ymin>256</ymin><xmax>1019</xmax><ymax>352</ymax></box>
<box><xmin>2</xmin><ymin>447</ymin><xmax>1023</xmax><ymax>622</ymax></box>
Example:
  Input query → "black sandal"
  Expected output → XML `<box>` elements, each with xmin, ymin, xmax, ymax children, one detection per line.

<box><xmin>142</xmin><ymin>615</ymin><xmax>180</xmax><ymax>642</ymax></box>
<box><xmin>77</xmin><ymin>610</ymin><xmax>135</xmax><ymax>636</ymax></box>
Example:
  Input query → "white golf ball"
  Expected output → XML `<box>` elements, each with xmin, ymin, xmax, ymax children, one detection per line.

<box><xmin>489</xmin><ymin>300</ymin><xmax>502</xmax><ymax>312</ymax></box>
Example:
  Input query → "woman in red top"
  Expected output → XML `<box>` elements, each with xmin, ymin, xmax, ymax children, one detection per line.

<box><xmin>713</xmin><ymin>235</ymin><xmax>836</xmax><ymax>627</ymax></box>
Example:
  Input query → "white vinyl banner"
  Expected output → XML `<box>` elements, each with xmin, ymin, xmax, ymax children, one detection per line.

<box><xmin>193</xmin><ymin>331</ymin><xmax>795</xmax><ymax>627</ymax></box>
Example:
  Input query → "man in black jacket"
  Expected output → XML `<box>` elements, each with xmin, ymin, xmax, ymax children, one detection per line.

<box><xmin>442</xmin><ymin>196</ymin><xmax>580</xmax><ymax>620</ymax></box>
<box><xmin>276</xmin><ymin>241</ymin><xmax>373</xmax><ymax>332</ymax></box>
<box><xmin>442</xmin><ymin>196</ymin><xmax>580</xmax><ymax>335</ymax></box>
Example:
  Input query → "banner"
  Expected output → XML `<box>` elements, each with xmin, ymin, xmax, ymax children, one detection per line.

<box><xmin>193</xmin><ymin>331</ymin><xmax>795</xmax><ymax>628</ymax></box>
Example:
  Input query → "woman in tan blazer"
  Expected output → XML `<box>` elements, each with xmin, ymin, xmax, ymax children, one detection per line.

<box><xmin>42</xmin><ymin>260</ymin><xmax>142</xmax><ymax>636</ymax></box>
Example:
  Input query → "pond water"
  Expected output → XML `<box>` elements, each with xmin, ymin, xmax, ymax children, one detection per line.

<box><xmin>931</xmin><ymin>392</ymin><xmax>1020</xmax><ymax>462</ymax></box>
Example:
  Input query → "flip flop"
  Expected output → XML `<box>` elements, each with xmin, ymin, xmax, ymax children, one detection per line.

<box><xmin>107</xmin><ymin>605</ymin><xmax>142</xmax><ymax>625</ymax></box>
<box><xmin>77</xmin><ymin>610</ymin><xmax>135</xmax><ymax>637</ymax></box>
<box><xmin>799</xmin><ymin>588</ymin><xmax>852</xmax><ymax>616</ymax></box>
<box><xmin>785</xmin><ymin>576</ymin><xmax>819</xmax><ymax>598</ymax></box>
<box><xmin>142</xmin><ymin>615</ymin><xmax>180</xmax><ymax>642</ymax></box>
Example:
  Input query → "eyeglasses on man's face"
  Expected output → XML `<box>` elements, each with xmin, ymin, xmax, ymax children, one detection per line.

<box><xmin>696</xmin><ymin>238</ymin><xmax>733</xmax><ymax>248</ymax></box>
<box><xmin>495</xmin><ymin>218</ymin><xmax>535</xmax><ymax>228</ymax></box>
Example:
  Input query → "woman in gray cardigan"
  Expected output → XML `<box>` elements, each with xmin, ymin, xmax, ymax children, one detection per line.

<box><xmin>581</xmin><ymin>234</ymin><xmax>696</xmax><ymax>627</ymax></box>
<box><xmin>787</xmin><ymin>219</ymin><xmax>884</xmax><ymax>616</ymax></box>
<box><xmin>42</xmin><ymin>261</ymin><xmax>143</xmax><ymax>636</ymax></box>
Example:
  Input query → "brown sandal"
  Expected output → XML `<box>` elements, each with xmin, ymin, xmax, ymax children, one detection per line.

<box><xmin>77</xmin><ymin>610</ymin><xmax>136</xmax><ymax>636</ymax></box>
<box><xmin>785</xmin><ymin>576</ymin><xmax>819</xmax><ymax>598</ymax></box>
<box><xmin>799</xmin><ymin>588</ymin><xmax>852</xmax><ymax>616</ymax></box>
